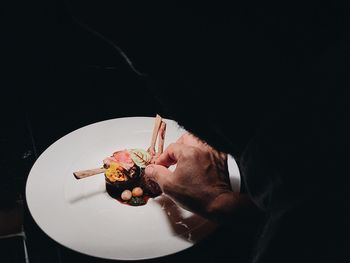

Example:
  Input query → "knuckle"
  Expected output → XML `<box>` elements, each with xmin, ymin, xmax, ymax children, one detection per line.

<box><xmin>168</xmin><ymin>142</ymin><xmax>177</xmax><ymax>148</ymax></box>
<box><xmin>183</xmin><ymin>147</ymin><xmax>210</xmax><ymax>163</ymax></box>
<box><xmin>183</xmin><ymin>147</ymin><xmax>197</xmax><ymax>158</ymax></box>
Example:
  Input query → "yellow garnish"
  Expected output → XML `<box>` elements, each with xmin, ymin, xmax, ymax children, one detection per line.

<box><xmin>105</xmin><ymin>162</ymin><xmax>128</xmax><ymax>182</ymax></box>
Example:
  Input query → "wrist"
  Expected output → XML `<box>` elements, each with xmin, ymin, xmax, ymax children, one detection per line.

<box><xmin>206</xmin><ymin>191</ymin><xmax>261</xmax><ymax>224</ymax></box>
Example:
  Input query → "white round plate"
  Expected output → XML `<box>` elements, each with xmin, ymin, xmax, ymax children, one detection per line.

<box><xmin>26</xmin><ymin>117</ymin><xmax>240</xmax><ymax>260</ymax></box>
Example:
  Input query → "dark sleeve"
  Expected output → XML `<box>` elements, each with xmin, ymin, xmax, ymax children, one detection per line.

<box><xmin>240</xmin><ymin>110</ymin><xmax>315</xmax><ymax>212</ymax></box>
<box><xmin>238</xmin><ymin>98</ymin><xmax>349</xmax><ymax>263</ymax></box>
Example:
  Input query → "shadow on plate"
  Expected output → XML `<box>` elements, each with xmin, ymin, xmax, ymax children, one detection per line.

<box><xmin>154</xmin><ymin>195</ymin><xmax>217</xmax><ymax>243</ymax></box>
<box><xmin>67</xmin><ymin>188</ymin><xmax>107</xmax><ymax>204</ymax></box>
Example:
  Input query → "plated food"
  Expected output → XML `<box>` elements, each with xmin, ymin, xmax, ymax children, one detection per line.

<box><xmin>73</xmin><ymin>115</ymin><xmax>166</xmax><ymax>206</ymax></box>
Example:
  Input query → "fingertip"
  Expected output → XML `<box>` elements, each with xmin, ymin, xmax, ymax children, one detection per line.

<box><xmin>154</xmin><ymin>147</ymin><xmax>177</xmax><ymax>167</ymax></box>
<box><xmin>145</xmin><ymin>165</ymin><xmax>154</xmax><ymax>176</ymax></box>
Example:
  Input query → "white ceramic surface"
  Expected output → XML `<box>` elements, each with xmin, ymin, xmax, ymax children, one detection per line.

<box><xmin>26</xmin><ymin>117</ymin><xmax>240</xmax><ymax>260</ymax></box>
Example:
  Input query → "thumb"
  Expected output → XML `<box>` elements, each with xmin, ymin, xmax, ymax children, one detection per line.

<box><xmin>144</xmin><ymin>164</ymin><xmax>172</xmax><ymax>190</ymax></box>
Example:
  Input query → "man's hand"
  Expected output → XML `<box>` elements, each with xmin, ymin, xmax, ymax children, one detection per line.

<box><xmin>144</xmin><ymin>133</ymin><xmax>238</xmax><ymax>220</ymax></box>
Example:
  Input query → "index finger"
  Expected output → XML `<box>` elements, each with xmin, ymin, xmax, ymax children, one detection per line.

<box><xmin>155</xmin><ymin>143</ymin><xmax>185</xmax><ymax>167</ymax></box>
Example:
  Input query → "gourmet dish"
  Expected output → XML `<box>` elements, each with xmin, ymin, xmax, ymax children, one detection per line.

<box><xmin>73</xmin><ymin>115</ymin><xmax>166</xmax><ymax>206</ymax></box>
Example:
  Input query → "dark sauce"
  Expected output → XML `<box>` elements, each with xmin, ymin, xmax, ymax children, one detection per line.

<box><xmin>115</xmin><ymin>195</ymin><xmax>151</xmax><ymax>206</ymax></box>
<box><xmin>105</xmin><ymin>180</ymin><xmax>153</xmax><ymax>206</ymax></box>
